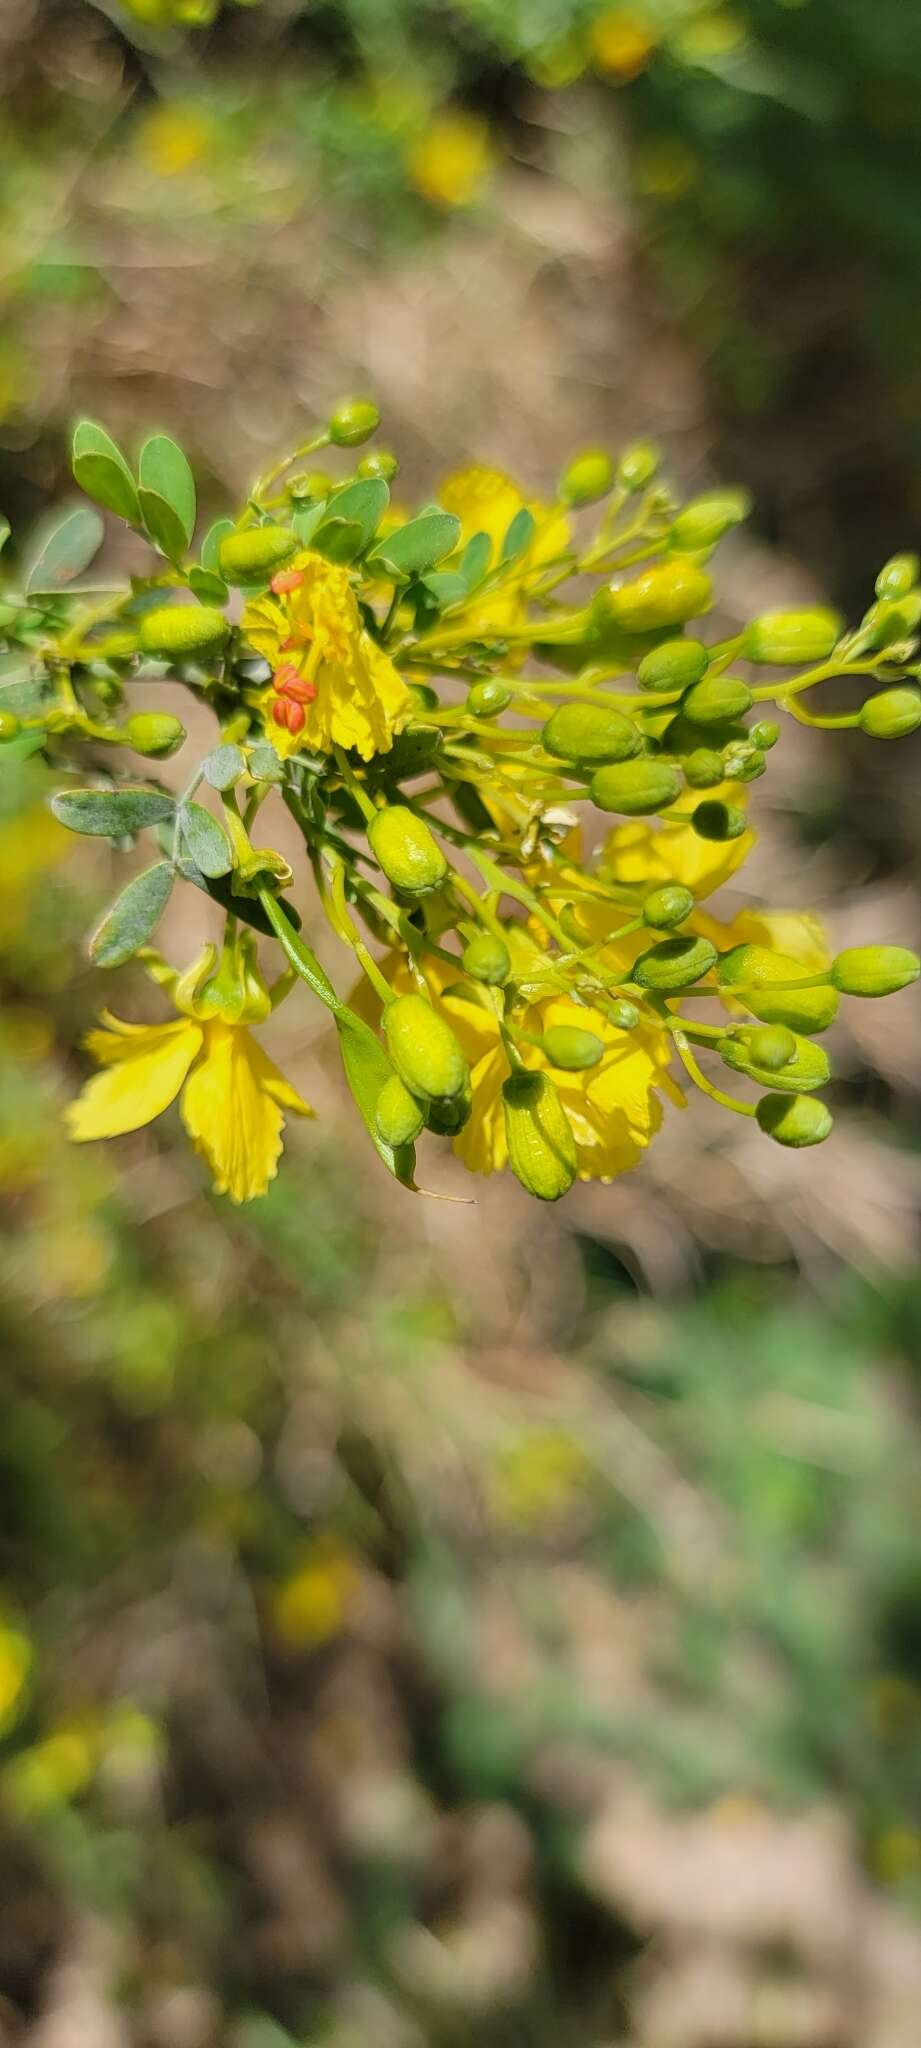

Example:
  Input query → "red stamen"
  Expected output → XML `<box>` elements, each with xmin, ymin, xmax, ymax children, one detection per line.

<box><xmin>271</xmin><ymin>568</ymin><xmax>305</xmax><ymax>594</ymax></box>
<box><xmin>272</xmin><ymin>699</ymin><xmax>291</xmax><ymax>728</ymax></box>
<box><xmin>287</xmin><ymin>702</ymin><xmax>306</xmax><ymax>734</ymax></box>
<box><xmin>273</xmin><ymin>662</ymin><xmax>301</xmax><ymax>691</ymax></box>
<box><xmin>279</xmin><ymin>676</ymin><xmax>317</xmax><ymax>705</ymax></box>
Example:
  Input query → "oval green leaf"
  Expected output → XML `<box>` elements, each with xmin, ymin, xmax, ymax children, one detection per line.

<box><xmin>51</xmin><ymin>786</ymin><xmax>176</xmax><ymax>837</ymax></box>
<box><xmin>25</xmin><ymin>505</ymin><xmax>105</xmax><ymax>595</ymax></box>
<box><xmin>71</xmin><ymin>420</ymin><xmax>141</xmax><ymax>525</ymax></box>
<box><xmin>138</xmin><ymin>435</ymin><xmax>196</xmax><ymax>549</ymax></box>
<box><xmin>367</xmin><ymin>510</ymin><xmax>461</xmax><ymax>580</ymax></box>
<box><xmin>179</xmin><ymin>801</ymin><xmax>232</xmax><ymax>878</ymax></box>
<box><xmin>88</xmin><ymin>861</ymin><xmax>174</xmax><ymax>967</ymax></box>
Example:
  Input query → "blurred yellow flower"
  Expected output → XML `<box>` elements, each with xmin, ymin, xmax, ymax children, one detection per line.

<box><xmin>591</xmin><ymin>9</ymin><xmax>658</xmax><ymax>81</ymax></box>
<box><xmin>135</xmin><ymin>105</ymin><xmax>215</xmax><ymax>179</ymax></box>
<box><xmin>0</xmin><ymin>806</ymin><xmax>69</xmax><ymax>950</ymax></box>
<box><xmin>242</xmin><ymin>551</ymin><xmax>411</xmax><ymax>761</ymax></box>
<box><xmin>0</xmin><ymin>1621</ymin><xmax>31</xmax><ymax>1734</ymax></box>
<box><xmin>5</xmin><ymin>1721</ymin><xmax>97</xmax><ymax>1816</ymax></box>
<box><xmin>437</xmin><ymin>465</ymin><xmax>571</xmax><ymax>636</ymax></box>
<box><xmin>492</xmin><ymin>1429</ymin><xmax>591</xmax><ymax>1529</ymax></box>
<box><xmin>407</xmin><ymin>110</ymin><xmax>493</xmax><ymax>210</ymax></box>
<box><xmin>272</xmin><ymin>1540</ymin><xmax>359</xmax><ymax>1647</ymax></box>
<box><xmin>67</xmin><ymin>1008</ymin><xmax>312</xmax><ymax>1203</ymax></box>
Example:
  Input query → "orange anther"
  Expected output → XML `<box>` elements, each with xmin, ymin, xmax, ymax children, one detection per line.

<box><xmin>271</xmin><ymin>568</ymin><xmax>305</xmax><ymax>594</ymax></box>
<box><xmin>287</xmin><ymin>702</ymin><xmax>306</xmax><ymax>734</ymax></box>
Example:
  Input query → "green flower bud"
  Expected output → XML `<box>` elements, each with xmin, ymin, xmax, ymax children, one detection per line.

<box><xmin>591</xmin><ymin>759</ymin><xmax>681</xmax><ymax>815</ymax></box>
<box><xmin>876</xmin><ymin>553</ymin><xmax>919</xmax><ymax>601</ymax></box>
<box><xmin>407</xmin><ymin>682</ymin><xmax>440</xmax><ymax>711</ymax></box>
<box><xmin>384</xmin><ymin>723</ymin><xmax>441</xmax><ymax>777</ymax></box>
<box><xmin>0</xmin><ymin>711</ymin><xmax>21</xmax><ymax>741</ymax></box>
<box><xmin>424</xmin><ymin>1079</ymin><xmax>473</xmax><ymax>1135</ymax></box>
<box><xmin>720</xmin><ymin>1028</ymin><xmax>829</xmax><ymax>1093</ymax></box>
<box><xmin>634</xmin><ymin>934</ymin><xmax>718</xmax><ymax>991</ymax></box>
<box><xmin>467</xmin><ymin>679</ymin><xmax>512</xmax><ymax>717</ymax></box>
<box><xmin>668</xmin><ymin>488</ymin><xmax>750</xmax><ymax>555</ymax></box>
<box><xmin>616</xmin><ymin>441</ymin><xmax>661</xmax><ymax>492</ymax></box>
<box><xmin>606</xmin><ymin>558</ymin><xmax>712</xmax><ymax>634</ymax></box>
<box><xmin>542</xmin><ymin>701</ymin><xmax>641</xmax><ymax>765</ymax></box>
<box><xmin>859</xmin><ymin>688</ymin><xmax>921</xmax><ymax>739</ymax></box>
<box><xmin>139</xmin><ymin>604</ymin><xmax>229</xmax><ymax>659</ymax></box>
<box><xmin>683</xmin><ymin>747</ymin><xmax>726</xmax><ymax>789</ymax></box>
<box><xmin>606</xmin><ymin>999</ymin><xmax>640</xmax><ymax>1030</ymax></box>
<box><xmin>643</xmin><ymin>884</ymin><xmax>694</xmax><ymax>929</ymax></box>
<box><xmin>385</xmin><ymin>994</ymin><xmax>467</xmax><ymax>1101</ymax></box>
<box><xmin>559</xmin><ymin>447</ymin><xmax>614</xmax><ymax>507</ymax></box>
<box><xmin>218</xmin><ymin>525</ymin><xmax>296</xmax><ymax>582</ymax></box>
<box><xmin>691</xmin><ymin>800</ymin><xmax>747</xmax><ymax>841</ymax></box>
<box><xmin>723</xmin><ymin>744</ymin><xmax>766</xmax><ymax>784</ymax></box>
<box><xmin>750</xmin><ymin>720</ymin><xmax>780</xmax><ymax>750</ymax></box>
<box><xmin>718</xmin><ymin>944</ymin><xmax>839</xmax><ymax>1033</ymax></box>
<box><xmin>830</xmin><ymin>946</ymin><xmax>920</xmax><ymax>996</ymax></box>
<box><xmin>329</xmin><ymin>397</ymin><xmax>380</xmax><ymax>447</ymax></box>
<box><xmin>461</xmin><ymin>933</ymin><xmax>511</xmax><ymax>985</ymax></box>
<box><xmin>860</xmin><ymin>596</ymin><xmax>921</xmax><ymax>651</ymax></box>
<box><xmin>125</xmin><ymin>711</ymin><xmax>186</xmax><ymax>758</ymax></box>
<box><xmin>368</xmin><ymin>805</ymin><xmax>448</xmax><ymax>898</ymax></box>
<box><xmin>376</xmin><ymin>1072</ymin><xmax>425</xmax><ymax>1146</ymax></box>
<box><xmin>636</xmin><ymin>638</ymin><xmax>709</xmax><ymax>693</ymax></box>
<box><xmin>357</xmin><ymin>450</ymin><xmax>399</xmax><ymax>481</ymax></box>
<box><xmin>743</xmin><ymin>609</ymin><xmax>841</xmax><ymax>665</ymax></box>
<box><xmin>288</xmin><ymin>470</ymin><xmax>332</xmax><ymax>502</ymax></box>
<box><xmin>725</xmin><ymin>1024</ymin><xmax>796</xmax><ymax>1071</ymax></box>
<box><xmin>756</xmin><ymin>1092</ymin><xmax>833</xmax><ymax>1148</ymax></box>
<box><xmin>682</xmin><ymin>674</ymin><xmax>753</xmax><ymax>725</ymax></box>
<box><xmin>541</xmin><ymin>1025</ymin><xmax>605</xmax><ymax>1070</ymax></box>
<box><xmin>502</xmin><ymin>1070</ymin><xmax>577</xmax><ymax>1201</ymax></box>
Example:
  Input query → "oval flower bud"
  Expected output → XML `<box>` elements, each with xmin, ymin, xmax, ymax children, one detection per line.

<box><xmin>634</xmin><ymin>935</ymin><xmax>718</xmax><ymax>991</ymax></box>
<box><xmin>683</xmin><ymin>747</ymin><xmax>725</xmax><ymax>789</ymax></box>
<box><xmin>542</xmin><ymin>702</ymin><xmax>641</xmax><ymax>765</ymax></box>
<box><xmin>376</xmin><ymin>1073</ymin><xmax>425</xmax><ymax>1147</ymax></box>
<box><xmin>681</xmin><ymin>675</ymin><xmax>753</xmax><ymax>725</ymax></box>
<box><xmin>643</xmin><ymin>884</ymin><xmax>694</xmax><ymax>929</ymax></box>
<box><xmin>606</xmin><ymin>558</ymin><xmax>712</xmax><ymax>633</ymax></box>
<box><xmin>139</xmin><ymin>604</ymin><xmax>229</xmax><ymax>659</ymax></box>
<box><xmin>329</xmin><ymin>396</ymin><xmax>380</xmax><ymax>447</ymax></box>
<box><xmin>636</xmin><ymin>638</ymin><xmax>709</xmax><ymax>693</ymax></box>
<box><xmin>502</xmin><ymin>1070</ymin><xmax>578</xmax><ymax>1201</ymax></box>
<box><xmin>424</xmin><ymin>1079</ymin><xmax>473</xmax><ymax>1135</ymax></box>
<box><xmin>725</xmin><ymin>1024</ymin><xmax>796</xmax><ymax>1071</ymax></box>
<box><xmin>559</xmin><ymin>447</ymin><xmax>614</xmax><ymax>506</ymax></box>
<box><xmin>368</xmin><ymin>806</ymin><xmax>448</xmax><ymax>897</ymax></box>
<box><xmin>743</xmin><ymin>609</ymin><xmax>841</xmax><ymax>665</ymax></box>
<box><xmin>720</xmin><ymin>1029</ymin><xmax>830</xmax><ymax>1093</ymax></box>
<box><xmin>407</xmin><ymin>682</ymin><xmax>440</xmax><ymax>712</ymax></box>
<box><xmin>830</xmin><ymin>945</ymin><xmax>921</xmax><ymax>996</ymax></box>
<box><xmin>540</xmin><ymin>1025</ymin><xmax>605</xmax><ymax>1070</ymax></box>
<box><xmin>0</xmin><ymin>711</ymin><xmax>21</xmax><ymax>741</ymax></box>
<box><xmin>616</xmin><ymin>441</ymin><xmax>661</xmax><ymax>492</ymax></box>
<box><xmin>668</xmin><ymin>488</ymin><xmax>750</xmax><ymax>555</ymax></box>
<box><xmin>358</xmin><ymin>450</ymin><xmax>399</xmax><ymax>481</ymax></box>
<box><xmin>125</xmin><ymin>711</ymin><xmax>186</xmax><ymax>758</ymax></box>
<box><xmin>749</xmin><ymin>720</ymin><xmax>780</xmax><ymax>750</ymax></box>
<box><xmin>462</xmin><ymin>933</ymin><xmax>511</xmax><ymax>985</ymax></box>
<box><xmin>718</xmin><ymin>945</ymin><xmax>839</xmax><ymax>1033</ymax></box>
<box><xmin>467</xmin><ymin>679</ymin><xmax>512</xmax><ymax>717</ymax></box>
<box><xmin>858</xmin><ymin>688</ymin><xmax>921</xmax><ymax>739</ymax></box>
<box><xmin>756</xmin><ymin>1092</ymin><xmax>833</xmax><ymax>1148</ymax></box>
<box><xmin>876</xmin><ymin>553</ymin><xmax>919</xmax><ymax>601</ymax></box>
<box><xmin>691</xmin><ymin>800</ymin><xmax>747</xmax><ymax>841</ymax></box>
<box><xmin>590</xmin><ymin>759</ymin><xmax>681</xmax><ymax>815</ymax></box>
<box><xmin>218</xmin><ymin>525</ymin><xmax>297</xmax><ymax>582</ymax></box>
<box><xmin>606</xmin><ymin>999</ymin><xmax>640</xmax><ymax>1030</ymax></box>
<box><xmin>384</xmin><ymin>993</ymin><xmax>468</xmax><ymax>1101</ymax></box>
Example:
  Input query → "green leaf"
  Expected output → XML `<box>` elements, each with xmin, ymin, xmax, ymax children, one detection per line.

<box><xmin>420</xmin><ymin>570</ymin><xmax>468</xmax><ymax>608</ymax></box>
<box><xmin>88</xmin><ymin>861</ymin><xmax>173</xmax><ymax>967</ymax></box>
<box><xmin>501</xmin><ymin>505</ymin><xmax>536</xmax><ymax>561</ymax></box>
<box><xmin>25</xmin><ymin>505</ymin><xmax>105</xmax><ymax>595</ymax></box>
<box><xmin>246</xmin><ymin>743</ymin><xmax>285</xmax><ymax>783</ymax></box>
<box><xmin>461</xmin><ymin>531</ymin><xmax>491</xmax><ymax>589</ymax></box>
<box><xmin>367</xmin><ymin>510</ymin><xmax>461</xmax><ymax>581</ymax></box>
<box><xmin>335</xmin><ymin>1008</ymin><xmax>418</xmax><ymax>1187</ymax></box>
<box><xmin>138</xmin><ymin>491</ymin><xmax>189</xmax><ymax>565</ymax></box>
<box><xmin>138</xmin><ymin>434</ymin><xmax>196</xmax><ymax>551</ymax></box>
<box><xmin>178</xmin><ymin>801</ymin><xmax>232</xmax><ymax>877</ymax></box>
<box><xmin>201</xmin><ymin>518</ymin><xmax>234</xmax><ymax>574</ymax></box>
<box><xmin>203</xmin><ymin>743</ymin><xmax>245</xmax><ymax>790</ymax></box>
<box><xmin>51</xmin><ymin>786</ymin><xmax>176</xmax><ymax>836</ymax></box>
<box><xmin>291</xmin><ymin>499</ymin><xmax>329</xmax><ymax>547</ymax></box>
<box><xmin>312</xmin><ymin>478</ymin><xmax>389</xmax><ymax>560</ymax></box>
<box><xmin>189</xmin><ymin>566</ymin><xmax>228</xmax><ymax>605</ymax></box>
<box><xmin>71</xmin><ymin>420</ymin><xmax>140</xmax><ymax>525</ymax></box>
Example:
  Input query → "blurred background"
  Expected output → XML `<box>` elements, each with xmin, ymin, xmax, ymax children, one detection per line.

<box><xmin>2</xmin><ymin>4</ymin><xmax>921</xmax><ymax>2044</ymax></box>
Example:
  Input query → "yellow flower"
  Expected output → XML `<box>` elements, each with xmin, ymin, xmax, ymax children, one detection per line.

<box><xmin>373</xmin><ymin>941</ymin><xmax>681</xmax><ymax>1183</ymax></box>
<box><xmin>591</xmin><ymin>9</ymin><xmax>657</xmax><ymax>82</ymax></box>
<box><xmin>600</xmin><ymin>785</ymin><xmax>755</xmax><ymax>902</ymax></box>
<box><xmin>241</xmin><ymin>550</ymin><xmax>412</xmax><ymax>762</ymax></box>
<box><xmin>66</xmin><ymin>942</ymin><xmax>313</xmax><ymax>1203</ymax></box>
<box><xmin>407</xmin><ymin>110</ymin><xmax>493</xmax><ymax>210</ymax></box>
<box><xmin>135</xmin><ymin>105</ymin><xmax>215</xmax><ymax>179</ymax></box>
<box><xmin>437</xmin><ymin>465</ymin><xmax>571</xmax><ymax>636</ymax></box>
<box><xmin>272</xmin><ymin>1539</ymin><xmax>358</xmax><ymax>1647</ymax></box>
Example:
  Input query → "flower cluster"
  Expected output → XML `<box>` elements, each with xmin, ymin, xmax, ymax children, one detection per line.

<box><xmin>2</xmin><ymin>402</ymin><xmax>918</xmax><ymax>1204</ymax></box>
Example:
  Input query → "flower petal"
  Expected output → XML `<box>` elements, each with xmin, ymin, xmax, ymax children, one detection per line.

<box><xmin>67</xmin><ymin>1019</ymin><xmax>202</xmax><ymax>1140</ymax></box>
<box><xmin>179</xmin><ymin>1021</ymin><xmax>302</xmax><ymax>1202</ymax></box>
